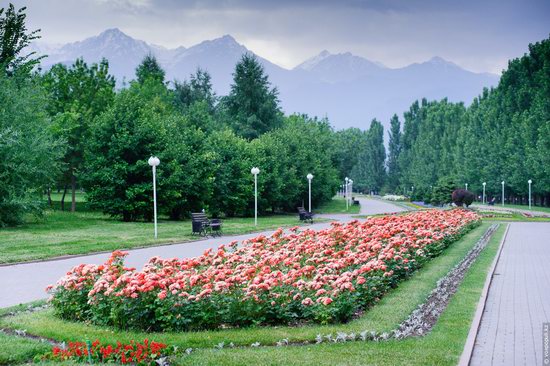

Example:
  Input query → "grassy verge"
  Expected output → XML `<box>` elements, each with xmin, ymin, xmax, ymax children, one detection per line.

<box><xmin>315</xmin><ymin>196</ymin><xmax>360</xmax><ymax>214</ymax></box>
<box><xmin>172</xmin><ymin>223</ymin><xmax>506</xmax><ymax>365</ymax></box>
<box><xmin>0</xmin><ymin>332</ymin><xmax>51</xmax><ymax>365</ymax></box>
<box><xmin>0</xmin><ymin>223</ymin><xmax>491</xmax><ymax>353</ymax></box>
<box><xmin>0</xmin><ymin>211</ymin><xmax>326</xmax><ymax>264</ymax></box>
<box><xmin>479</xmin><ymin>211</ymin><xmax>550</xmax><ymax>222</ymax></box>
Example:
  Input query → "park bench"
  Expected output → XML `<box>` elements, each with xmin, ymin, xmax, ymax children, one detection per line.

<box><xmin>191</xmin><ymin>213</ymin><xmax>223</xmax><ymax>237</ymax></box>
<box><xmin>298</xmin><ymin>207</ymin><xmax>314</xmax><ymax>223</ymax></box>
<box><xmin>191</xmin><ymin>213</ymin><xmax>211</xmax><ymax>236</ymax></box>
<box><xmin>210</xmin><ymin>218</ymin><xmax>223</xmax><ymax>237</ymax></box>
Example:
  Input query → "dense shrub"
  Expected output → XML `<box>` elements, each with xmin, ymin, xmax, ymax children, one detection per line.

<box><xmin>452</xmin><ymin>189</ymin><xmax>475</xmax><ymax>207</ymax></box>
<box><xmin>48</xmin><ymin>210</ymin><xmax>480</xmax><ymax>331</ymax></box>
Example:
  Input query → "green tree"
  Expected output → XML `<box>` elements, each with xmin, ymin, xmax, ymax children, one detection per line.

<box><xmin>387</xmin><ymin>114</ymin><xmax>402</xmax><ymax>192</ymax></box>
<box><xmin>332</xmin><ymin>128</ymin><xmax>367</xmax><ymax>179</ymax></box>
<box><xmin>83</xmin><ymin>80</ymin><xmax>211</xmax><ymax>221</ymax></box>
<box><xmin>0</xmin><ymin>72</ymin><xmax>61</xmax><ymax>226</ymax></box>
<box><xmin>351</xmin><ymin>119</ymin><xmax>386</xmax><ymax>193</ymax></box>
<box><xmin>135</xmin><ymin>54</ymin><xmax>165</xmax><ymax>85</ymax></box>
<box><xmin>251</xmin><ymin>115</ymin><xmax>339</xmax><ymax>213</ymax></box>
<box><xmin>224</xmin><ymin>54</ymin><xmax>282</xmax><ymax>139</ymax></box>
<box><xmin>42</xmin><ymin>58</ymin><xmax>116</xmax><ymax>211</ymax></box>
<box><xmin>206</xmin><ymin>130</ymin><xmax>252</xmax><ymax>217</ymax></box>
<box><xmin>174</xmin><ymin>68</ymin><xmax>216</xmax><ymax>112</ymax></box>
<box><xmin>0</xmin><ymin>3</ymin><xmax>42</xmax><ymax>75</ymax></box>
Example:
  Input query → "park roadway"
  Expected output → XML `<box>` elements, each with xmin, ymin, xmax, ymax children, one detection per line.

<box><xmin>0</xmin><ymin>197</ymin><xmax>406</xmax><ymax>308</ymax></box>
<box><xmin>470</xmin><ymin>222</ymin><xmax>550</xmax><ymax>366</ymax></box>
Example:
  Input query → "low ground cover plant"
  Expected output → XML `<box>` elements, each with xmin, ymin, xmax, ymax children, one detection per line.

<box><xmin>48</xmin><ymin>209</ymin><xmax>480</xmax><ymax>332</ymax></box>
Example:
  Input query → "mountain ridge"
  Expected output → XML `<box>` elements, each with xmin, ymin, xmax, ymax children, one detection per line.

<box><xmin>31</xmin><ymin>28</ymin><xmax>500</xmax><ymax>132</ymax></box>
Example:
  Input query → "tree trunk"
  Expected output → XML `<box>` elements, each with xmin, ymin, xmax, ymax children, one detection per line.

<box><xmin>71</xmin><ymin>172</ymin><xmax>77</xmax><ymax>212</ymax></box>
<box><xmin>47</xmin><ymin>186</ymin><xmax>52</xmax><ymax>207</ymax></box>
<box><xmin>61</xmin><ymin>184</ymin><xmax>68</xmax><ymax>211</ymax></box>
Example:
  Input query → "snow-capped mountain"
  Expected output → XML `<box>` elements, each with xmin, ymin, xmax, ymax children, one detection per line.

<box><xmin>295</xmin><ymin>50</ymin><xmax>385</xmax><ymax>83</ymax></box>
<box><xmin>31</xmin><ymin>28</ymin><xmax>500</xmax><ymax>131</ymax></box>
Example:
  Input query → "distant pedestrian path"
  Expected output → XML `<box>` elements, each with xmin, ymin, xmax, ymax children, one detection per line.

<box><xmin>470</xmin><ymin>222</ymin><xmax>550</xmax><ymax>366</ymax></box>
<box><xmin>357</xmin><ymin>196</ymin><xmax>408</xmax><ymax>215</ymax></box>
<box><xmin>0</xmin><ymin>197</ymin><xmax>405</xmax><ymax>308</ymax></box>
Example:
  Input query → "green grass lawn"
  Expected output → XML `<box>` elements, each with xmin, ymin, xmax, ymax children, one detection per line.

<box><xmin>315</xmin><ymin>196</ymin><xmax>360</xmax><ymax>214</ymax></box>
<box><xmin>0</xmin><ymin>210</ymin><xmax>324</xmax><ymax>264</ymax></box>
<box><xmin>0</xmin><ymin>223</ymin><xmax>499</xmax><ymax>366</ymax></box>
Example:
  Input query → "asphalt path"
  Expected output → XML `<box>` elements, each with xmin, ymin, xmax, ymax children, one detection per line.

<box><xmin>0</xmin><ymin>197</ymin><xmax>406</xmax><ymax>308</ymax></box>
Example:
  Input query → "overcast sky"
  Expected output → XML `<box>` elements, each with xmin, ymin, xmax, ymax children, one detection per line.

<box><xmin>10</xmin><ymin>0</ymin><xmax>550</xmax><ymax>74</ymax></box>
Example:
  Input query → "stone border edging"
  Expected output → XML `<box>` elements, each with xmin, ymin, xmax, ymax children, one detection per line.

<box><xmin>458</xmin><ymin>223</ymin><xmax>510</xmax><ymax>366</ymax></box>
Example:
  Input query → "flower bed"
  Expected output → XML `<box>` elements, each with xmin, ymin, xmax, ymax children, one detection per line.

<box><xmin>48</xmin><ymin>209</ymin><xmax>480</xmax><ymax>332</ymax></box>
<box><xmin>40</xmin><ymin>339</ymin><xmax>168</xmax><ymax>365</ymax></box>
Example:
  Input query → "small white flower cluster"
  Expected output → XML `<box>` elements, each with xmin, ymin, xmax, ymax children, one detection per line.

<box><xmin>382</xmin><ymin>195</ymin><xmax>407</xmax><ymax>201</ymax></box>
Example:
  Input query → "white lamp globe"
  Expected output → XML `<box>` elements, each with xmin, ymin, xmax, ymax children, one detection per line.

<box><xmin>148</xmin><ymin>156</ymin><xmax>160</xmax><ymax>167</ymax></box>
<box><xmin>307</xmin><ymin>173</ymin><xmax>313</xmax><ymax>180</ymax></box>
<box><xmin>483</xmin><ymin>182</ymin><xmax>486</xmax><ymax>186</ymax></box>
<box><xmin>251</xmin><ymin>167</ymin><xmax>260</xmax><ymax>175</ymax></box>
<box><xmin>501</xmin><ymin>181</ymin><xmax>505</xmax><ymax>185</ymax></box>
<box><xmin>528</xmin><ymin>179</ymin><xmax>532</xmax><ymax>184</ymax></box>
<box><xmin>349</xmin><ymin>179</ymin><xmax>353</xmax><ymax>184</ymax></box>
<box><xmin>345</xmin><ymin>177</ymin><xmax>349</xmax><ymax>182</ymax></box>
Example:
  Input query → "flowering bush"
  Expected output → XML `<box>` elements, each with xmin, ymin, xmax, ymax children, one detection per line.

<box><xmin>48</xmin><ymin>209</ymin><xmax>480</xmax><ymax>331</ymax></box>
<box><xmin>40</xmin><ymin>339</ymin><xmax>168</xmax><ymax>365</ymax></box>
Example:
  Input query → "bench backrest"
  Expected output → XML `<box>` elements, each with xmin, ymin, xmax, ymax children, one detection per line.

<box><xmin>191</xmin><ymin>213</ymin><xmax>209</xmax><ymax>222</ymax></box>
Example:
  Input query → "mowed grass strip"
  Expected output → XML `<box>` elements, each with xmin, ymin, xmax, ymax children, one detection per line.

<box><xmin>315</xmin><ymin>196</ymin><xmax>360</xmax><ymax>214</ymax></box>
<box><xmin>0</xmin><ymin>223</ymin><xmax>491</xmax><ymax>351</ymax></box>
<box><xmin>0</xmin><ymin>210</ymin><xmax>323</xmax><ymax>264</ymax></box>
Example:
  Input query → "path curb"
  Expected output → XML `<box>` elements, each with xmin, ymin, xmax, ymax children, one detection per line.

<box><xmin>458</xmin><ymin>223</ymin><xmax>510</xmax><ymax>366</ymax></box>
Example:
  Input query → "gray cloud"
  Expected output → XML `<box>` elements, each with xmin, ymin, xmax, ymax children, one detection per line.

<box><xmin>9</xmin><ymin>0</ymin><xmax>550</xmax><ymax>74</ymax></box>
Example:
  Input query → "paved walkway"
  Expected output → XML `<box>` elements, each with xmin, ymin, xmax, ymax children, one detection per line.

<box><xmin>470</xmin><ymin>222</ymin><xmax>550</xmax><ymax>366</ymax></box>
<box><xmin>0</xmin><ymin>197</ymin><xmax>405</xmax><ymax>308</ymax></box>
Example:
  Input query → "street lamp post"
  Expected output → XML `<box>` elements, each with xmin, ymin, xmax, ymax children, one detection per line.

<box><xmin>148</xmin><ymin>156</ymin><xmax>160</xmax><ymax>239</ymax></box>
<box><xmin>251</xmin><ymin>167</ymin><xmax>260</xmax><ymax>226</ymax></box>
<box><xmin>501</xmin><ymin>181</ymin><xmax>505</xmax><ymax>207</ymax></box>
<box><xmin>344</xmin><ymin>177</ymin><xmax>349</xmax><ymax>211</ymax></box>
<box><xmin>349</xmin><ymin>179</ymin><xmax>353</xmax><ymax>205</ymax></box>
<box><xmin>307</xmin><ymin>173</ymin><xmax>313</xmax><ymax>213</ymax></box>
<box><xmin>482</xmin><ymin>182</ymin><xmax>486</xmax><ymax>204</ymax></box>
<box><xmin>465</xmin><ymin>183</ymin><xmax>468</xmax><ymax>191</ymax></box>
<box><xmin>528</xmin><ymin>179</ymin><xmax>532</xmax><ymax>210</ymax></box>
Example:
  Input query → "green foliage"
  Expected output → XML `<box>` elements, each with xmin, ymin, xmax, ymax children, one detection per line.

<box><xmin>135</xmin><ymin>54</ymin><xmax>165</xmax><ymax>84</ymax></box>
<box><xmin>0</xmin><ymin>72</ymin><xmax>61</xmax><ymax>226</ymax></box>
<box><xmin>42</xmin><ymin>58</ymin><xmax>115</xmax><ymax>210</ymax></box>
<box><xmin>82</xmin><ymin>80</ymin><xmax>210</xmax><ymax>221</ymax></box>
<box><xmin>0</xmin><ymin>3</ymin><xmax>42</xmax><ymax>75</ymax></box>
<box><xmin>350</xmin><ymin>119</ymin><xmax>386</xmax><ymax>193</ymax></box>
<box><xmin>224</xmin><ymin>53</ymin><xmax>282</xmax><ymax>139</ymax></box>
<box><xmin>251</xmin><ymin>115</ymin><xmax>339</xmax><ymax>212</ymax></box>
<box><xmin>174</xmin><ymin>68</ymin><xmax>216</xmax><ymax>113</ymax></box>
<box><xmin>431</xmin><ymin>177</ymin><xmax>457</xmax><ymax>206</ymax></box>
<box><xmin>332</xmin><ymin>128</ymin><xmax>366</xmax><ymax>179</ymax></box>
<box><xmin>387</xmin><ymin>114</ymin><xmax>401</xmax><ymax>191</ymax></box>
<box><xmin>206</xmin><ymin>129</ymin><xmax>252</xmax><ymax>217</ymax></box>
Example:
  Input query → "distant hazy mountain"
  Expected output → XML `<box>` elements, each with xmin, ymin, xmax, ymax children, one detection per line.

<box><xmin>32</xmin><ymin>28</ymin><xmax>499</xmax><ymax>132</ymax></box>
